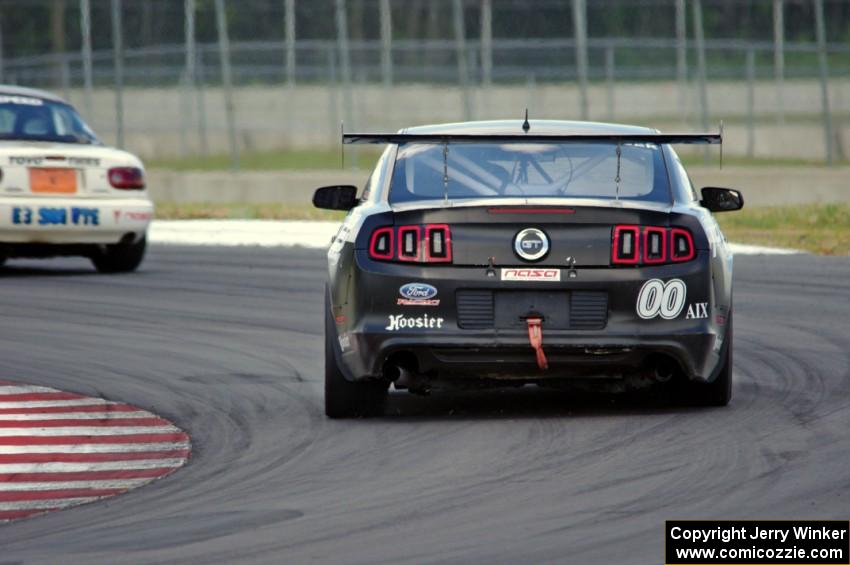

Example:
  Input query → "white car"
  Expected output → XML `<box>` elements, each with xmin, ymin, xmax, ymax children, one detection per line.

<box><xmin>0</xmin><ymin>86</ymin><xmax>153</xmax><ymax>272</ymax></box>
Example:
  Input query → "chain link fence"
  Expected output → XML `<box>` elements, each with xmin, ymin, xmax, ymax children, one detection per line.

<box><xmin>0</xmin><ymin>0</ymin><xmax>848</xmax><ymax>165</ymax></box>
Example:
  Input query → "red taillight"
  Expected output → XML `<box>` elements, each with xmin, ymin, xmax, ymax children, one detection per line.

<box><xmin>397</xmin><ymin>226</ymin><xmax>421</xmax><ymax>262</ymax></box>
<box><xmin>108</xmin><ymin>167</ymin><xmax>145</xmax><ymax>189</ymax></box>
<box><xmin>612</xmin><ymin>225</ymin><xmax>640</xmax><ymax>265</ymax></box>
<box><xmin>425</xmin><ymin>224</ymin><xmax>452</xmax><ymax>263</ymax></box>
<box><xmin>670</xmin><ymin>228</ymin><xmax>695</xmax><ymax>262</ymax></box>
<box><xmin>612</xmin><ymin>225</ymin><xmax>695</xmax><ymax>266</ymax></box>
<box><xmin>369</xmin><ymin>226</ymin><xmax>394</xmax><ymax>260</ymax></box>
<box><xmin>643</xmin><ymin>226</ymin><xmax>667</xmax><ymax>264</ymax></box>
<box><xmin>368</xmin><ymin>224</ymin><xmax>453</xmax><ymax>264</ymax></box>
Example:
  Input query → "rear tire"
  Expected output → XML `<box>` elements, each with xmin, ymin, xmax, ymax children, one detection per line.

<box><xmin>91</xmin><ymin>237</ymin><xmax>147</xmax><ymax>273</ymax></box>
<box><xmin>676</xmin><ymin>313</ymin><xmax>733</xmax><ymax>407</ymax></box>
<box><xmin>324</xmin><ymin>289</ymin><xmax>387</xmax><ymax>418</ymax></box>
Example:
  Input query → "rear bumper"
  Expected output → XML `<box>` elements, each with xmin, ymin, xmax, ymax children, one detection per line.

<box><xmin>332</xmin><ymin>249</ymin><xmax>730</xmax><ymax>383</ymax></box>
<box><xmin>0</xmin><ymin>197</ymin><xmax>152</xmax><ymax>245</ymax></box>
<box><xmin>341</xmin><ymin>329</ymin><xmax>723</xmax><ymax>383</ymax></box>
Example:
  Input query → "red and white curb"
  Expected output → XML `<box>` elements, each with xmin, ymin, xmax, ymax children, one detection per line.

<box><xmin>0</xmin><ymin>380</ymin><xmax>190</xmax><ymax>523</ymax></box>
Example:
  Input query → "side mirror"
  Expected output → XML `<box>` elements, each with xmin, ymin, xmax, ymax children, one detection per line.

<box><xmin>312</xmin><ymin>185</ymin><xmax>358</xmax><ymax>211</ymax></box>
<box><xmin>700</xmin><ymin>187</ymin><xmax>744</xmax><ymax>213</ymax></box>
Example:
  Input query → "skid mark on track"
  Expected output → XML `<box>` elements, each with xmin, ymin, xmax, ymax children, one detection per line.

<box><xmin>0</xmin><ymin>382</ymin><xmax>190</xmax><ymax>524</ymax></box>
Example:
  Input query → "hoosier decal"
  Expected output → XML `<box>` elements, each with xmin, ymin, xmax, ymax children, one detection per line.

<box><xmin>385</xmin><ymin>314</ymin><xmax>444</xmax><ymax>331</ymax></box>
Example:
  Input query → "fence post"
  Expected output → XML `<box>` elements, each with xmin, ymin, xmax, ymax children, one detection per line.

<box><xmin>675</xmin><ymin>0</ymin><xmax>687</xmax><ymax>123</ymax></box>
<box><xmin>746</xmin><ymin>49</ymin><xmax>756</xmax><ymax>158</ymax></box>
<box><xmin>526</xmin><ymin>73</ymin><xmax>537</xmax><ymax>112</ymax></box>
<box><xmin>214</xmin><ymin>0</ymin><xmax>240</xmax><ymax>171</ymax></box>
<box><xmin>110</xmin><ymin>0</ymin><xmax>124</xmax><ymax>148</ymax></box>
<box><xmin>605</xmin><ymin>44</ymin><xmax>615</xmax><ymax>121</ymax></box>
<box><xmin>79</xmin><ymin>0</ymin><xmax>93</xmax><ymax>120</ymax></box>
<box><xmin>480</xmin><ymin>0</ymin><xmax>492</xmax><ymax>88</ymax></box>
<box><xmin>480</xmin><ymin>0</ymin><xmax>492</xmax><ymax>115</ymax></box>
<box><xmin>283</xmin><ymin>0</ymin><xmax>296</xmax><ymax>143</ymax></box>
<box><xmin>285</xmin><ymin>0</ymin><xmax>296</xmax><ymax>88</ymax></box>
<box><xmin>334</xmin><ymin>0</ymin><xmax>353</xmax><ymax>129</ymax></box>
<box><xmin>813</xmin><ymin>0</ymin><xmax>833</xmax><ymax>165</ymax></box>
<box><xmin>335</xmin><ymin>0</ymin><xmax>356</xmax><ymax>166</ymax></box>
<box><xmin>327</xmin><ymin>46</ymin><xmax>339</xmax><ymax>144</ymax></box>
<box><xmin>772</xmin><ymin>0</ymin><xmax>785</xmax><ymax>126</ymax></box>
<box><xmin>452</xmin><ymin>0</ymin><xmax>472</xmax><ymax>121</ymax></box>
<box><xmin>60</xmin><ymin>53</ymin><xmax>71</xmax><ymax>101</ymax></box>
<box><xmin>692</xmin><ymin>0</ymin><xmax>709</xmax><ymax>162</ymax></box>
<box><xmin>572</xmin><ymin>0</ymin><xmax>589</xmax><ymax>120</ymax></box>
<box><xmin>182</xmin><ymin>0</ymin><xmax>197</xmax><ymax>157</ymax></box>
<box><xmin>379</xmin><ymin>0</ymin><xmax>392</xmax><ymax>90</ymax></box>
<box><xmin>0</xmin><ymin>16</ymin><xmax>4</xmax><ymax>83</ymax></box>
<box><xmin>196</xmin><ymin>49</ymin><xmax>209</xmax><ymax>156</ymax></box>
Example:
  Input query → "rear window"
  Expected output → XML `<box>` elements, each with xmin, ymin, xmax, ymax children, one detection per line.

<box><xmin>0</xmin><ymin>95</ymin><xmax>98</xmax><ymax>144</ymax></box>
<box><xmin>389</xmin><ymin>142</ymin><xmax>670</xmax><ymax>205</ymax></box>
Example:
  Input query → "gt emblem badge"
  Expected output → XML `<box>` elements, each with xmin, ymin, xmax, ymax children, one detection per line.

<box><xmin>514</xmin><ymin>228</ymin><xmax>549</xmax><ymax>261</ymax></box>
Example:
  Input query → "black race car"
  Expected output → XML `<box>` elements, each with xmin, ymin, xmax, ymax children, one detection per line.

<box><xmin>314</xmin><ymin>120</ymin><xmax>743</xmax><ymax>418</ymax></box>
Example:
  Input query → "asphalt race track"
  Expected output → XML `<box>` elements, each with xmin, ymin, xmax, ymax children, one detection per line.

<box><xmin>1</xmin><ymin>246</ymin><xmax>849</xmax><ymax>564</ymax></box>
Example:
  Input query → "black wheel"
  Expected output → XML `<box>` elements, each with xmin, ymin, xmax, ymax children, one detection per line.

<box><xmin>91</xmin><ymin>237</ymin><xmax>147</xmax><ymax>273</ymax></box>
<box><xmin>676</xmin><ymin>313</ymin><xmax>733</xmax><ymax>407</ymax></box>
<box><xmin>324</xmin><ymin>288</ymin><xmax>387</xmax><ymax>418</ymax></box>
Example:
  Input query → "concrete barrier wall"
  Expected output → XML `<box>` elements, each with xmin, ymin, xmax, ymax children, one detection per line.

<box><xmin>147</xmin><ymin>166</ymin><xmax>849</xmax><ymax>208</ymax></box>
<box><xmin>67</xmin><ymin>79</ymin><xmax>850</xmax><ymax>161</ymax></box>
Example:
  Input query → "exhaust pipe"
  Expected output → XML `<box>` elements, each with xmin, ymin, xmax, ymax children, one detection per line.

<box><xmin>383</xmin><ymin>363</ymin><xmax>430</xmax><ymax>395</ymax></box>
<box><xmin>653</xmin><ymin>359</ymin><xmax>677</xmax><ymax>383</ymax></box>
<box><xmin>383</xmin><ymin>364</ymin><xmax>415</xmax><ymax>387</ymax></box>
<box><xmin>382</xmin><ymin>364</ymin><xmax>401</xmax><ymax>382</ymax></box>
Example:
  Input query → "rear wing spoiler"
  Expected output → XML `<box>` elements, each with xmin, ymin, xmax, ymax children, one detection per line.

<box><xmin>342</xmin><ymin>132</ymin><xmax>722</xmax><ymax>145</ymax></box>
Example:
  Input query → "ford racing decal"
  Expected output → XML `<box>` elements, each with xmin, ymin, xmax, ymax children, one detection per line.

<box><xmin>398</xmin><ymin>283</ymin><xmax>440</xmax><ymax>306</ymax></box>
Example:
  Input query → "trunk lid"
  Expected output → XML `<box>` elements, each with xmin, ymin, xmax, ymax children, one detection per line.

<box><xmin>391</xmin><ymin>202</ymin><xmax>674</xmax><ymax>267</ymax></box>
<box><xmin>0</xmin><ymin>142</ymin><xmax>140</xmax><ymax>198</ymax></box>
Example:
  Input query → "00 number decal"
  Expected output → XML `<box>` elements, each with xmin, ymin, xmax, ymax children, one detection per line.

<box><xmin>636</xmin><ymin>278</ymin><xmax>687</xmax><ymax>320</ymax></box>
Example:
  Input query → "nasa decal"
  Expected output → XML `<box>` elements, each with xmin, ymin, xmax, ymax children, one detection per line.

<box><xmin>636</xmin><ymin>278</ymin><xmax>687</xmax><ymax>320</ymax></box>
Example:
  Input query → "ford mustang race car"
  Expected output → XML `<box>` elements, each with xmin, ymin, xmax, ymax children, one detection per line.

<box><xmin>0</xmin><ymin>86</ymin><xmax>152</xmax><ymax>272</ymax></box>
<box><xmin>314</xmin><ymin>120</ymin><xmax>743</xmax><ymax>418</ymax></box>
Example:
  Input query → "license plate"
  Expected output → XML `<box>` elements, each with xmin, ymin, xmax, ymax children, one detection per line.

<box><xmin>29</xmin><ymin>168</ymin><xmax>77</xmax><ymax>194</ymax></box>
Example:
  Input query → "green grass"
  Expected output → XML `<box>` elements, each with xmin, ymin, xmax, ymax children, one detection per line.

<box><xmin>148</xmin><ymin>148</ymin><xmax>379</xmax><ymax>172</ymax></box>
<box><xmin>716</xmin><ymin>204</ymin><xmax>850</xmax><ymax>255</ymax></box>
<box><xmin>154</xmin><ymin>201</ymin><xmax>346</xmax><ymax>221</ymax></box>
<box><xmin>148</xmin><ymin>147</ymin><xmax>847</xmax><ymax>172</ymax></box>
<box><xmin>679</xmin><ymin>154</ymin><xmax>850</xmax><ymax>168</ymax></box>
<box><xmin>155</xmin><ymin>202</ymin><xmax>850</xmax><ymax>256</ymax></box>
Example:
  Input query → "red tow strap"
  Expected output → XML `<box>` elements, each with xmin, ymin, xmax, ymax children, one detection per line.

<box><xmin>526</xmin><ymin>317</ymin><xmax>548</xmax><ymax>370</ymax></box>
